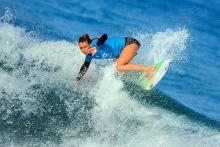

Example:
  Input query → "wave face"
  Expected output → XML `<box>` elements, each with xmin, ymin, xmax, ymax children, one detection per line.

<box><xmin>0</xmin><ymin>0</ymin><xmax>220</xmax><ymax>146</ymax></box>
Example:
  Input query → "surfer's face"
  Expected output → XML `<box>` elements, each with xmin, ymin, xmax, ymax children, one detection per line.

<box><xmin>78</xmin><ymin>41</ymin><xmax>90</xmax><ymax>55</ymax></box>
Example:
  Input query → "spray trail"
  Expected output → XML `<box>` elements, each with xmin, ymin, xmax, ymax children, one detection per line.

<box><xmin>134</xmin><ymin>28</ymin><xmax>189</xmax><ymax>65</ymax></box>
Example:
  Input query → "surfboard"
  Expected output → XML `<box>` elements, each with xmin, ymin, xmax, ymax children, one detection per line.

<box><xmin>138</xmin><ymin>59</ymin><xmax>172</xmax><ymax>90</ymax></box>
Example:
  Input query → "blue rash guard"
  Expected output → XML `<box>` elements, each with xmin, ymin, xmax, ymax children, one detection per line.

<box><xmin>85</xmin><ymin>37</ymin><xmax>126</xmax><ymax>62</ymax></box>
<box><xmin>76</xmin><ymin>37</ymin><xmax>126</xmax><ymax>81</ymax></box>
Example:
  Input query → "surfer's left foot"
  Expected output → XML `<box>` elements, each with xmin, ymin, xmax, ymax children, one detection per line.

<box><xmin>146</xmin><ymin>66</ymin><xmax>156</xmax><ymax>80</ymax></box>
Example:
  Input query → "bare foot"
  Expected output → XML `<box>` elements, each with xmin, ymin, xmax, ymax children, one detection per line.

<box><xmin>146</xmin><ymin>66</ymin><xmax>156</xmax><ymax>80</ymax></box>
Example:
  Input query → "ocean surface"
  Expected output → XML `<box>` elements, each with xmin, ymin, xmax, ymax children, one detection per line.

<box><xmin>0</xmin><ymin>0</ymin><xmax>220</xmax><ymax>146</ymax></box>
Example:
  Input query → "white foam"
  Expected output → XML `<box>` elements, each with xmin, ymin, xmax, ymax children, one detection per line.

<box><xmin>134</xmin><ymin>28</ymin><xmax>189</xmax><ymax>65</ymax></box>
<box><xmin>61</xmin><ymin>65</ymin><xmax>220</xmax><ymax>147</ymax></box>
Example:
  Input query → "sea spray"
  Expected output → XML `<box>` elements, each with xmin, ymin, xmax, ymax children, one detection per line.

<box><xmin>134</xmin><ymin>28</ymin><xmax>189</xmax><ymax>65</ymax></box>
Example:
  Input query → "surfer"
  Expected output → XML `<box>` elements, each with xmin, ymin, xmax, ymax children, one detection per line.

<box><xmin>75</xmin><ymin>34</ymin><xmax>155</xmax><ymax>83</ymax></box>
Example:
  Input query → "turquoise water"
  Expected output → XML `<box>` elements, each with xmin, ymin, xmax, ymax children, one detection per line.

<box><xmin>0</xmin><ymin>0</ymin><xmax>220</xmax><ymax>146</ymax></box>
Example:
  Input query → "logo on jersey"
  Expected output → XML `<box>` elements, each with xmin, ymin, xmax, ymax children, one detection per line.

<box><xmin>102</xmin><ymin>53</ymin><xmax>109</xmax><ymax>58</ymax></box>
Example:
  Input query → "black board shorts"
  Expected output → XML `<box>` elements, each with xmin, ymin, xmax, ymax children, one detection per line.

<box><xmin>124</xmin><ymin>37</ymin><xmax>141</xmax><ymax>56</ymax></box>
<box><xmin>125</xmin><ymin>37</ymin><xmax>141</xmax><ymax>48</ymax></box>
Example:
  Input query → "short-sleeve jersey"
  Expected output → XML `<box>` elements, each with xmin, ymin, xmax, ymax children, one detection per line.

<box><xmin>85</xmin><ymin>37</ymin><xmax>125</xmax><ymax>62</ymax></box>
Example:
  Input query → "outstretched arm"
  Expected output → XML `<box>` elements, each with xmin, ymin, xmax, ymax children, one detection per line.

<box><xmin>76</xmin><ymin>60</ymin><xmax>91</xmax><ymax>81</ymax></box>
<box><xmin>76</xmin><ymin>34</ymin><xmax>107</xmax><ymax>81</ymax></box>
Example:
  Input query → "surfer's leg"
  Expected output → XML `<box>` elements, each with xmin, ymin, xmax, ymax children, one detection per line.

<box><xmin>116</xmin><ymin>43</ymin><xmax>155</xmax><ymax>80</ymax></box>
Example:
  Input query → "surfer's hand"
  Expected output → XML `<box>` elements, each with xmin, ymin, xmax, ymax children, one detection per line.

<box><xmin>88</xmin><ymin>47</ymin><xmax>96</xmax><ymax>55</ymax></box>
<box><xmin>72</xmin><ymin>81</ymin><xmax>80</xmax><ymax>90</ymax></box>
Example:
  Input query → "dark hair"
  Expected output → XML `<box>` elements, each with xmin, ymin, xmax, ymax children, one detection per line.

<box><xmin>78</xmin><ymin>34</ymin><xmax>92</xmax><ymax>44</ymax></box>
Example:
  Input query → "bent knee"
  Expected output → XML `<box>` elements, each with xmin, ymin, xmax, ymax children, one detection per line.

<box><xmin>116</xmin><ymin>65</ymin><xmax>124</xmax><ymax>71</ymax></box>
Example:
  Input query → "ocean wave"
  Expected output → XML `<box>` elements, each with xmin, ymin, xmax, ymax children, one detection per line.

<box><xmin>0</xmin><ymin>10</ymin><xmax>220</xmax><ymax>147</ymax></box>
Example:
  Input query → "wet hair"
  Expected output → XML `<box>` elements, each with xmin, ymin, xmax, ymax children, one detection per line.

<box><xmin>78</xmin><ymin>34</ymin><xmax>92</xmax><ymax>44</ymax></box>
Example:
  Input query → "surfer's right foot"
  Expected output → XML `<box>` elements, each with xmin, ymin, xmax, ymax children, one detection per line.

<box><xmin>146</xmin><ymin>66</ymin><xmax>155</xmax><ymax>80</ymax></box>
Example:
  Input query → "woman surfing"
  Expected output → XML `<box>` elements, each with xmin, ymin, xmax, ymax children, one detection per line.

<box><xmin>74</xmin><ymin>34</ymin><xmax>155</xmax><ymax>85</ymax></box>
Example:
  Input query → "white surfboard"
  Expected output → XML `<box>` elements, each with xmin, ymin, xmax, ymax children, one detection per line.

<box><xmin>138</xmin><ymin>59</ymin><xmax>172</xmax><ymax>90</ymax></box>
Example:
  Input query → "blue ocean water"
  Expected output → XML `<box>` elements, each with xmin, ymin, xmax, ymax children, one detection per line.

<box><xmin>0</xmin><ymin>0</ymin><xmax>220</xmax><ymax>146</ymax></box>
